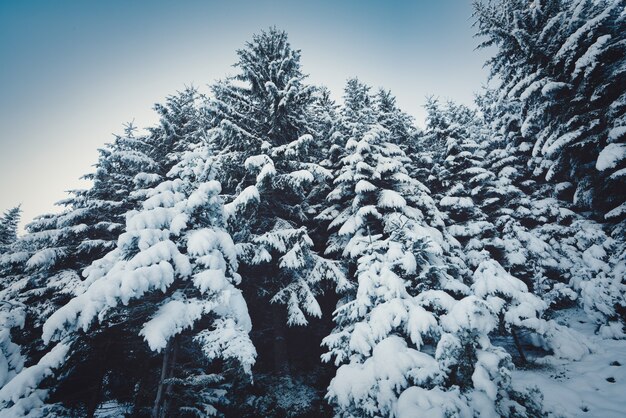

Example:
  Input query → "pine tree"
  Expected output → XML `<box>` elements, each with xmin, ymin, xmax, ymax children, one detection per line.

<box><xmin>374</xmin><ymin>89</ymin><xmax>416</xmax><ymax>148</ymax></box>
<box><xmin>0</xmin><ymin>124</ymin><xmax>164</xmax><ymax>417</ymax></box>
<box><xmin>320</xmin><ymin>80</ymin><xmax>563</xmax><ymax>416</ymax></box>
<box><xmin>474</xmin><ymin>86</ymin><xmax>625</xmax><ymax>335</ymax></box>
<box><xmin>473</xmin><ymin>0</ymin><xmax>626</xmax><ymax>221</ymax></box>
<box><xmin>0</xmin><ymin>124</ymin><xmax>160</xmax><ymax>368</ymax></box>
<box><xmin>208</xmin><ymin>27</ymin><xmax>345</xmax><ymax>368</ymax></box>
<box><xmin>148</xmin><ymin>87</ymin><xmax>207</xmax><ymax>179</ymax></box>
<box><xmin>422</xmin><ymin>96</ymin><xmax>596</xmax><ymax>364</ymax></box>
<box><xmin>423</xmin><ymin>99</ymin><xmax>496</xmax><ymax>268</ymax></box>
<box><xmin>167</xmin><ymin>28</ymin><xmax>345</xmax><ymax>415</ymax></box>
<box><xmin>319</xmin><ymin>122</ymin><xmax>466</xmax><ymax>416</ymax></box>
<box><xmin>472</xmin><ymin>2</ymin><xmax>626</xmax><ymax>332</ymax></box>
<box><xmin>0</xmin><ymin>206</ymin><xmax>21</xmax><ymax>253</ymax></box>
<box><xmin>0</xmin><ymin>209</ymin><xmax>25</xmax><ymax>402</ymax></box>
<box><xmin>0</xmin><ymin>89</ymin><xmax>208</xmax><ymax>416</ymax></box>
<box><xmin>40</xmin><ymin>166</ymin><xmax>255</xmax><ymax>417</ymax></box>
<box><xmin>0</xmin><ymin>306</ymin><xmax>25</xmax><ymax>390</ymax></box>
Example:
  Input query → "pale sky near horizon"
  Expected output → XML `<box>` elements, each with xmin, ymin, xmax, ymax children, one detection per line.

<box><xmin>0</xmin><ymin>0</ymin><xmax>492</xmax><ymax>230</ymax></box>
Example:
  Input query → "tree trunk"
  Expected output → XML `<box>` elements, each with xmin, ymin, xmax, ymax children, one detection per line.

<box><xmin>511</xmin><ymin>327</ymin><xmax>527</xmax><ymax>365</ymax></box>
<box><xmin>272</xmin><ymin>307</ymin><xmax>290</xmax><ymax>375</ymax></box>
<box><xmin>160</xmin><ymin>340</ymin><xmax>179</xmax><ymax>418</ymax></box>
<box><xmin>85</xmin><ymin>371</ymin><xmax>106</xmax><ymax>418</ymax></box>
<box><xmin>85</xmin><ymin>339</ymin><xmax>110</xmax><ymax>418</ymax></box>
<box><xmin>152</xmin><ymin>338</ymin><xmax>178</xmax><ymax>418</ymax></box>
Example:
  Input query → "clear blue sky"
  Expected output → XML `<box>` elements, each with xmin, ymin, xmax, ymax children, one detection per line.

<box><xmin>0</xmin><ymin>0</ymin><xmax>491</xmax><ymax>229</ymax></box>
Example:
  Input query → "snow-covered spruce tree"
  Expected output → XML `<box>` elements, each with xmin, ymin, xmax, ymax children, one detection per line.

<box><xmin>318</xmin><ymin>123</ymin><xmax>458</xmax><ymax>416</ymax></box>
<box><xmin>315</xmin><ymin>79</ymin><xmax>373</xmax><ymax>190</ymax></box>
<box><xmin>422</xmin><ymin>100</ymin><xmax>481</xmax><ymax>189</ymax></box>
<box><xmin>0</xmin><ymin>306</ymin><xmax>25</xmax><ymax>392</ymax></box>
<box><xmin>0</xmin><ymin>210</ymin><xmax>26</xmax><ymax>413</ymax></box>
<box><xmin>422</xmin><ymin>97</ymin><xmax>574</xmax><ymax>313</ymax></box>
<box><xmin>339</xmin><ymin>79</ymin><xmax>378</xmax><ymax>140</ymax></box>
<box><xmin>323</xmin><ymin>80</ymin><xmax>406</xmax><ymax>189</ymax></box>
<box><xmin>0</xmin><ymin>206</ymin><xmax>21</xmax><ymax>253</ymax></box>
<box><xmin>421</xmin><ymin>97</ymin><xmax>597</xmax><ymax>362</ymax></box>
<box><xmin>147</xmin><ymin>87</ymin><xmax>208</xmax><ymax>180</ymax></box>
<box><xmin>418</xmin><ymin>97</ymin><xmax>451</xmax><ymax>161</ymax></box>
<box><xmin>318</xmin><ymin>91</ymin><xmax>543</xmax><ymax>416</ymax></box>
<box><xmin>422</xmin><ymin>99</ymin><xmax>498</xmax><ymax>268</ymax></box>
<box><xmin>473</xmin><ymin>0</ymin><xmax>626</xmax><ymax>221</ymax></box>
<box><xmin>208</xmin><ymin>30</ymin><xmax>345</xmax><ymax>323</ymax></box>
<box><xmin>0</xmin><ymin>124</ymin><xmax>166</xmax><ymax>417</ymax></box>
<box><xmin>0</xmin><ymin>124</ymin><xmax>159</xmax><ymax>355</ymax></box>
<box><xmin>310</xmin><ymin>87</ymin><xmax>344</xmax><ymax>221</ymax></box>
<box><xmin>0</xmin><ymin>205</ymin><xmax>23</xmax><ymax>377</ymax></box>
<box><xmin>374</xmin><ymin>89</ymin><xmax>416</xmax><ymax>149</ymax></box>
<box><xmin>470</xmin><ymin>256</ymin><xmax>594</xmax><ymax>361</ymax></box>
<box><xmin>203</xmin><ymin>28</ymin><xmax>346</xmax><ymax>415</ymax></box>
<box><xmin>473</xmin><ymin>84</ymin><xmax>625</xmax><ymax>335</ymax></box>
<box><xmin>0</xmin><ymin>123</ymin><xmax>159</xmax><ymax>314</ymax></box>
<box><xmin>38</xmin><ymin>170</ymin><xmax>255</xmax><ymax>417</ymax></box>
<box><xmin>373</xmin><ymin>89</ymin><xmax>430</xmax><ymax>186</ymax></box>
<box><xmin>412</xmin><ymin>98</ymin><xmax>479</xmax><ymax>198</ymax></box>
<box><xmin>310</xmin><ymin>86</ymin><xmax>341</xmax><ymax>160</ymax></box>
<box><xmin>0</xmin><ymin>89</ymin><xmax>210</xmax><ymax>416</ymax></box>
<box><xmin>473</xmin><ymin>0</ymin><xmax>626</xmax><ymax>332</ymax></box>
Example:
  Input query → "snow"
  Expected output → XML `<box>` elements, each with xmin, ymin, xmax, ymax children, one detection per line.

<box><xmin>93</xmin><ymin>401</ymin><xmax>133</xmax><ymax>418</ymax></box>
<box><xmin>572</xmin><ymin>34</ymin><xmax>611</xmax><ymax>79</ymax></box>
<box><xmin>288</xmin><ymin>169</ymin><xmax>314</xmax><ymax>185</ymax></box>
<box><xmin>140</xmin><ymin>298</ymin><xmax>205</xmax><ymax>352</ymax></box>
<box><xmin>439</xmin><ymin>196</ymin><xmax>473</xmax><ymax>209</ymax></box>
<box><xmin>133</xmin><ymin>172</ymin><xmax>161</xmax><ymax>187</ymax></box>
<box><xmin>355</xmin><ymin>180</ymin><xmax>376</xmax><ymax>193</ymax></box>
<box><xmin>187</xmin><ymin>228</ymin><xmax>237</xmax><ymax>265</ymax></box>
<box><xmin>514</xmin><ymin>310</ymin><xmax>626</xmax><ymax>418</ymax></box>
<box><xmin>278</xmin><ymin>242</ymin><xmax>305</xmax><ymax>269</ymax></box>
<box><xmin>194</xmin><ymin>317</ymin><xmax>256</xmax><ymax>375</ymax></box>
<box><xmin>244</xmin><ymin>154</ymin><xmax>276</xmax><ymax>183</ymax></box>
<box><xmin>328</xmin><ymin>336</ymin><xmax>441</xmax><ymax>417</ymax></box>
<box><xmin>441</xmin><ymin>296</ymin><xmax>497</xmax><ymax>335</ymax></box>
<box><xmin>609</xmin><ymin>167</ymin><xmax>626</xmax><ymax>180</ymax></box>
<box><xmin>520</xmin><ymin>79</ymin><xmax>546</xmax><ymax>101</ymax></box>
<box><xmin>472</xmin><ymin>260</ymin><xmax>531</xmax><ymax>300</ymax></box>
<box><xmin>25</xmin><ymin>248</ymin><xmax>63</xmax><ymax>270</ymax></box>
<box><xmin>396</xmin><ymin>386</ymin><xmax>471</xmax><ymax>418</ymax></box>
<box><xmin>608</xmin><ymin>125</ymin><xmax>626</xmax><ymax>142</ymax></box>
<box><xmin>256</xmin><ymin>161</ymin><xmax>277</xmax><ymax>183</ymax></box>
<box><xmin>596</xmin><ymin>143</ymin><xmax>626</xmax><ymax>171</ymax></box>
<box><xmin>0</xmin><ymin>342</ymin><xmax>69</xmax><ymax>413</ymax></box>
<box><xmin>605</xmin><ymin>202</ymin><xmax>626</xmax><ymax>220</ymax></box>
<box><xmin>448</xmin><ymin>221</ymin><xmax>492</xmax><ymax>238</ymax></box>
<box><xmin>378</xmin><ymin>189</ymin><xmax>406</xmax><ymax>209</ymax></box>
<box><xmin>542</xmin><ymin>126</ymin><xmax>587</xmax><ymax>159</ymax></box>
<box><xmin>472</xmin><ymin>349</ymin><xmax>502</xmax><ymax>401</ymax></box>
<box><xmin>541</xmin><ymin>81</ymin><xmax>570</xmax><ymax>97</ymax></box>
<box><xmin>555</xmin><ymin>6</ymin><xmax>614</xmax><ymax>63</ymax></box>
<box><xmin>0</xmin><ymin>309</ymin><xmax>25</xmax><ymax>388</ymax></box>
<box><xmin>193</xmin><ymin>269</ymin><xmax>228</xmax><ymax>294</ymax></box>
<box><xmin>224</xmin><ymin>185</ymin><xmax>260</xmax><ymax>219</ymax></box>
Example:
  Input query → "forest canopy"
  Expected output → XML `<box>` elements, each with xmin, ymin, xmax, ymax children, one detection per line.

<box><xmin>0</xmin><ymin>1</ymin><xmax>624</xmax><ymax>417</ymax></box>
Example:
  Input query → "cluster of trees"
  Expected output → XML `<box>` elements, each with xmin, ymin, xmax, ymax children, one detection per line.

<box><xmin>0</xmin><ymin>1</ymin><xmax>623</xmax><ymax>416</ymax></box>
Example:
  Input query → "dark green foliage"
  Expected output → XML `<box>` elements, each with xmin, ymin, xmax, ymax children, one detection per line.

<box><xmin>0</xmin><ymin>206</ymin><xmax>21</xmax><ymax>252</ymax></box>
<box><xmin>0</xmin><ymin>18</ymin><xmax>624</xmax><ymax>417</ymax></box>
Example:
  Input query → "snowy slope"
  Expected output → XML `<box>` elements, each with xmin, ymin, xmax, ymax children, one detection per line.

<box><xmin>514</xmin><ymin>309</ymin><xmax>626</xmax><ymax>418</ymax></box>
